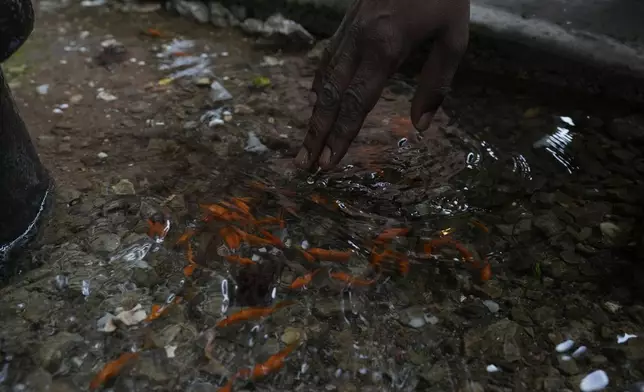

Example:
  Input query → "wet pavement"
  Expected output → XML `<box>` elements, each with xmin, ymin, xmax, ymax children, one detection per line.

<box><xmin>1</xmin><ymin>3</ymin><xmax>644</xmax><ymax>392</ymax></box>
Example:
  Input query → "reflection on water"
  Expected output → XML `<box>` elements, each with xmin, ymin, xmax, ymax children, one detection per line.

<box><xmin>533</xmin><ymin>125</ymin><xmax>577</xmax><ymax>173</ymax></box>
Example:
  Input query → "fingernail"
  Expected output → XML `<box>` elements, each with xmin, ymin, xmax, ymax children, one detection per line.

<box><xmin>308</xmin><ymin>91</ymin><xmax>317</xmax><ymax>106</ymax></box>
<box><xmin>319</xmin><ymin>146</ymin><xmax>332</xmax><ymax>168</ymax></box>
<box><xmin>416</xmin><ymin>112</ymin><xmax>434</xmax><ymax>132</ymax></box>
<box><xmin>295</xmin><ymin>148</ymin><xmax>309</xmax><ymax>167</ymax></box>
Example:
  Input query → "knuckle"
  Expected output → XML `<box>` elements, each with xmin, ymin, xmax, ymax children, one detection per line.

<box><xmin>342</xmin><ymin>87</ymin><xmax>367</xmax><ymax>117</ymax></box>
<box><xmin>318</xmin><ymin>80</ymin><xmax>341</xmax><ymax>109</ymax></box>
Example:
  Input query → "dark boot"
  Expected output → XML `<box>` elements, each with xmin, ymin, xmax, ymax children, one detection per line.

<box><xmin>0</xmin><ymin>0</ymin><xmax>52</xmax><ymax>261</ymax></box>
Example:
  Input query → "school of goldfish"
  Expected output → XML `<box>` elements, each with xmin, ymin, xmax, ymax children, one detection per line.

<box><xmin>89</xmin><ymin>184</ymin><xmax>492</xmax><ymax>391</ymax></box>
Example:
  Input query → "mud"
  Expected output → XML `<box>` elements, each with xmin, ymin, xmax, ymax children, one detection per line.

<box><xmin>0</xmin><ymin>3</ymin><xmax>643</xmax><ymax>392</ymax></box>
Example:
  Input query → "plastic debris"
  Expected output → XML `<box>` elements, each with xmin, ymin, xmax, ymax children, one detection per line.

<box><xmin>241</xmin><ymin>13</ymin><xmax>314</xmax><ymax>46</ymax></box>
<box><xmin>165</xmin><ymin>345</ymin><xmax>177</xmax><ymax>358</ymax></box>
<box><xmin>200</xmin><ymin>108</ymin><xmax>224</xmax><ymax>127</ymax></box>
<box><xmin>115</xmin><ymin>304</ymin><xmax>148</xmax><ymax>326</ymax></box>
<box><xmin>36</xmin><ymin>84</ymin><xmax>49</xmax><ymax>95</ymax></box>
<box><xmin>580</xmin><ymin>370</ymin><xmax>609</xmax><ymax>392</ymax></box>
<box><xmin>555</xmin><ymin>339</ymin><xmax>575</xmax><ymax>352</ymax></box>
<box><xmin>97</xmin><ymin>313</ymin><xmax>117</xmax><ymax>333</ymax></box>
<box><xmin>245</xmin><ymin>132</ymin><xmax>269</xmax><ymax>153</ymax></box>
<box><xmin>82</xmin><ymin>280</ymin><xmax>91</xmax><ymax>297</ymax></box>
<box><xmin>210</xmin><ymin>81</ymin><xmax>233</xmax><ymax>102</ymax></box>
<box><xmin>617</xmin><ymin>333</ymin><xmax>637</xmax><ymax>344</ymax></box>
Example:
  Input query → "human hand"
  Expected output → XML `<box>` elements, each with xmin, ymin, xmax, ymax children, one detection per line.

<box><xmin>295</xmin><ymin>0</ymin><xmax>469</xmax><ymax>171</ymax></box>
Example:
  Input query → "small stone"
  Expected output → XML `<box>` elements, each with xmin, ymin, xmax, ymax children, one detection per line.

<box><xmin>533</xmin><ymin>212</ymin><xmax>564</xmax><ymax>237</ymax></box>
<box><xmin>599</xmin><ymin>222</ymin><xmax>621</xmax><ymax>240</ymax></box>
<box><xmin>579</xmin><ymin>370</ymin><xmax>609</xmax><ymax>392</ymax></box>
<box><xmin>97</xmin><ymin>151</ymin><xmax>108</xmax><ymax>159</ymax></box>
<box><xmin>557</xmin><ymin>355</ymin><xmax>579</xmax><ymax>375</ymax></box>
<box><xmin>112</xmin><ymin>179</ymin><xmax>136</xmax><ymax>195</ymax></box>
<box><xmin>556</xmin><ymin>339</ymin><xmax>575</xmax><ymax>352</ymax></box>
<box><xmin>195</xmin><ymin>77</ymin><xmax>211</xmax><ymax>86</ymax></box>
<box><xmin>483</xmin><ymin>300</ymin><xmax>500</xmax><ymax>313</ymax></box>
<box><xmin>560</xmin><ymin>249</ymin><xmax>584</xmax><ymax>264</ymax></box>
<box><xmin>174</xmin><ymin>0</ymin><xmax>210</xmax><ymax>23</ymax></box>
<box><xmin>486</xmin><ymin>364</ymin><xmax>500</xmax><ymax>373</ymax></box>
<box><xmin>90</xmin><ymin>233</ymin><xmax>121</xmax><ymax>253</ymax></box>
<box><xmin>70</xmin><ymin>94</ymin><xmax>83</xmax><ymax>104</ymax></box>
<box><xmin>281</xmin><ymin>327</ymin><xmax>304</xmax><ymax>345</ymax></box>
<box><xmin>38</xmin><ymin>332</ymin><xmax>84</xmax><ymax>371</ymax></box>
<box><xmin>603</xmin><ymin>301</ymin><xmax>621</xmax><ymax>313</ymax></box>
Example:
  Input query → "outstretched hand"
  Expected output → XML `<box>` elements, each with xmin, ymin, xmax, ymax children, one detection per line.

<box><xmin>295</xmin><ymin>0</ymin><xmax>469</xmax><ymax>171</ymax></box>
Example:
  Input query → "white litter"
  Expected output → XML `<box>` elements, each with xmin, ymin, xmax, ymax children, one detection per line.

<box><xmin>165</xmin><ymin>345</ymin><xmax>177</xmax><ymax>358</ymax></box>
<box><xmin>617</xmin><ymin>333</ymin><xmax>637</xmax><ymax>344</ymax></box>
<box><xmin>115</xmin><ymin>304</ymin><xmax>148</xmax><ymax>326</ymax></box>
<box><xmin>244</xmin><ymin>131</ymin><xmax>268</xmax><ymax>153</ymax></box>
<box><xmin>580</xmin><ymin>370</ymin><xmax>609</xmax><ymax>392</ymax></box>
<box><xmin>36</xmin><ymin>84</ymin><xmax>49</xmax><ymax>95</ymax></box>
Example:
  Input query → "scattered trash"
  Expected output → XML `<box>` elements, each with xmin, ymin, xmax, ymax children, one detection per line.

<box><xmin>36</xmin><ymin>84</ymin><xmax>49</xmax><ymax>95</ymax></box>
<box><xmin>157</xmin><ymin>39</ymin><xmax>212</xmax><ymax>82</ymax></box>
<box><xmin>617</xmin><ymin>333</ymin><xmax>637</xmax><ymax>344</ymax></box>
<box><xmin>82</xmin><ymin>280</ymin><xmax>91</xmax><ymax>297</ymax></box>
<box><xmin>97</xmin><ymin>89</ymin><xmax>117</xmax><ymax>102</ymax></box>
<box><xmin>580</xmin><ymin>370</ymin><xmax>609</xmax><ymax>392</ymax></box>
<box><xmin>240</xmin><ymin>13</ymin><xmax>314</xmax><ymax>47</ymax></box>
<box><xmin>244</xmin><ymin>131</ymin><xmax>269</xmax><ymax>153</ymax></box>
<box><xmin>201</xmin><ymin>108</ymin><xmax>225</xmax><ymax>127</ymax></box>
<box><xmin>164</xmin><ymin>345</ymin><xmax>177</xmax><ymax>358</ymax></box>
<box><xmin>210</xmin><ymin>81</ymin><xmax>233</xmax><ymax>102</ymax></box>
<box><xmin>97</xmin><ymin>313</ymin><xmax>117</xmax><ymax>333</ymax></box>
<box><xmin>115</xmin><ymin>304</ymin><xmax>148</xmax><ymax>326</ymax></box>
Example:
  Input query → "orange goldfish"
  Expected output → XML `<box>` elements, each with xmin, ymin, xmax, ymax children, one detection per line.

<box><xmin>89</xmin><ymin>352</ymin><xmax>139</xmax><ymax>390</ymax></box>
<box><xmin>299</xmin><ymin>249</ymin><xmax>316</xmax><ymax>263</ymax></box>
<box><xmin>330</xmin><ymin>272</ymin><xmax>377</xmax><ymax>286</ymax></box>
<box><xmin>216</xmin><ymin>301</ymin><xmax>294</xmax><ymax>328</ymax></box>
<box><xmin>234</xmin><ymin>228</ymin><xmax>274</xmax><ymax>247</ymax></box>
<box><xmin>480</xmin><ymin>261</ymin><xmax>492</xmax><ymax>282</ymax></box>
<box><xmin>220</xmin><ymin>227</ymin><xmax>242</xmax><ymax>249</ymax></box>
<box><xmin>375</xmin><ymin>228</ymin><xmax>410</xmax><ymax>243</ymax></box>
<box><xmin>289</xmin><ymin>269</ymin><xmax>320</xmax><ymax>289</ymax></box>
<box><xmin>147</xmin><ymin>219</ymin><xmax>169</xmax><ymax>240</ymax></box>
<box><xmin>250</xmin><ymin>342</ymin><xmax>298</xmax><ymax>379</ymax></box>
<box><xmin>175</xmin><ymin>228</ymin><xmax>196</xmax><ymax>246</ymax></box>
<box><xmin>224</xmin><ymin>255</ymin><xmax>256</xmax><ymax>266</ymax></box>
<box><xmin>307</xmin><ymin>248</ymin><xmax>352</xmax><ymax>262</ymax></box>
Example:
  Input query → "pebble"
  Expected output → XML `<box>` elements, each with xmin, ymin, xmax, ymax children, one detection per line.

<box><xmin>580</xmin><ymin>370</ymin><xmax>609</xmax><ymax>392</ymax></box>
<box><xmin>556</xmin><ymin>339</ymin><xmax>575</xmax><ymax>352</ymax></box>
<box><xmin>281</xmin><ymin>327</ymin><xmax>304</xmax><ymax>345</ymax></box>
<box><xmin>599</xmin><ymin>222</ymin><xmax>621</xmax><ymax>239</ymax></box>
<box><xmin>572</xmin><ymin>346</ymin><xmax>587</xmax><ymax>358</ymax></box>
<box><xmin>90</xmin><ymin>233</ymin><xmax>121</xmax><ymax>253</ymax></box>
<box><xmin>483</xmin><ymin>300</ymin><xmax>500</xmax><ymax>313</ymax></box>
<box><xmin>97</xmin><ymin>151</ymin><xmax>108</xmax><ymax>159</ymax></box>
<box><xmin>486</xmin><ymin>364</ymin><xmax>500</xmax><ymax>373</ymax></box>
<box><xmin>115</xmin><ymin>304</ymin><xmax>147</xmax><ymax>325</ymax></box>
<box><xmin>112</xmin><ymin>179</ymin><xmax>136</xmax><ymax>195</ymax></box>
<box><xmin>164</xmin><ymin>345</ymin><xmax>177</xmax><ymax>358</ymax></box>
<box><xmin>617</xmin><ymin>333</ymin><xmax>637</xmax><ymax>344</ymax></box>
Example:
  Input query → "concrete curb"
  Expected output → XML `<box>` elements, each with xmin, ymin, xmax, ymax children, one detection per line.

<box><xmin>469</xmin><ymin>4</ymin><xmax>644</xmax><ymax>79</ymax></box>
